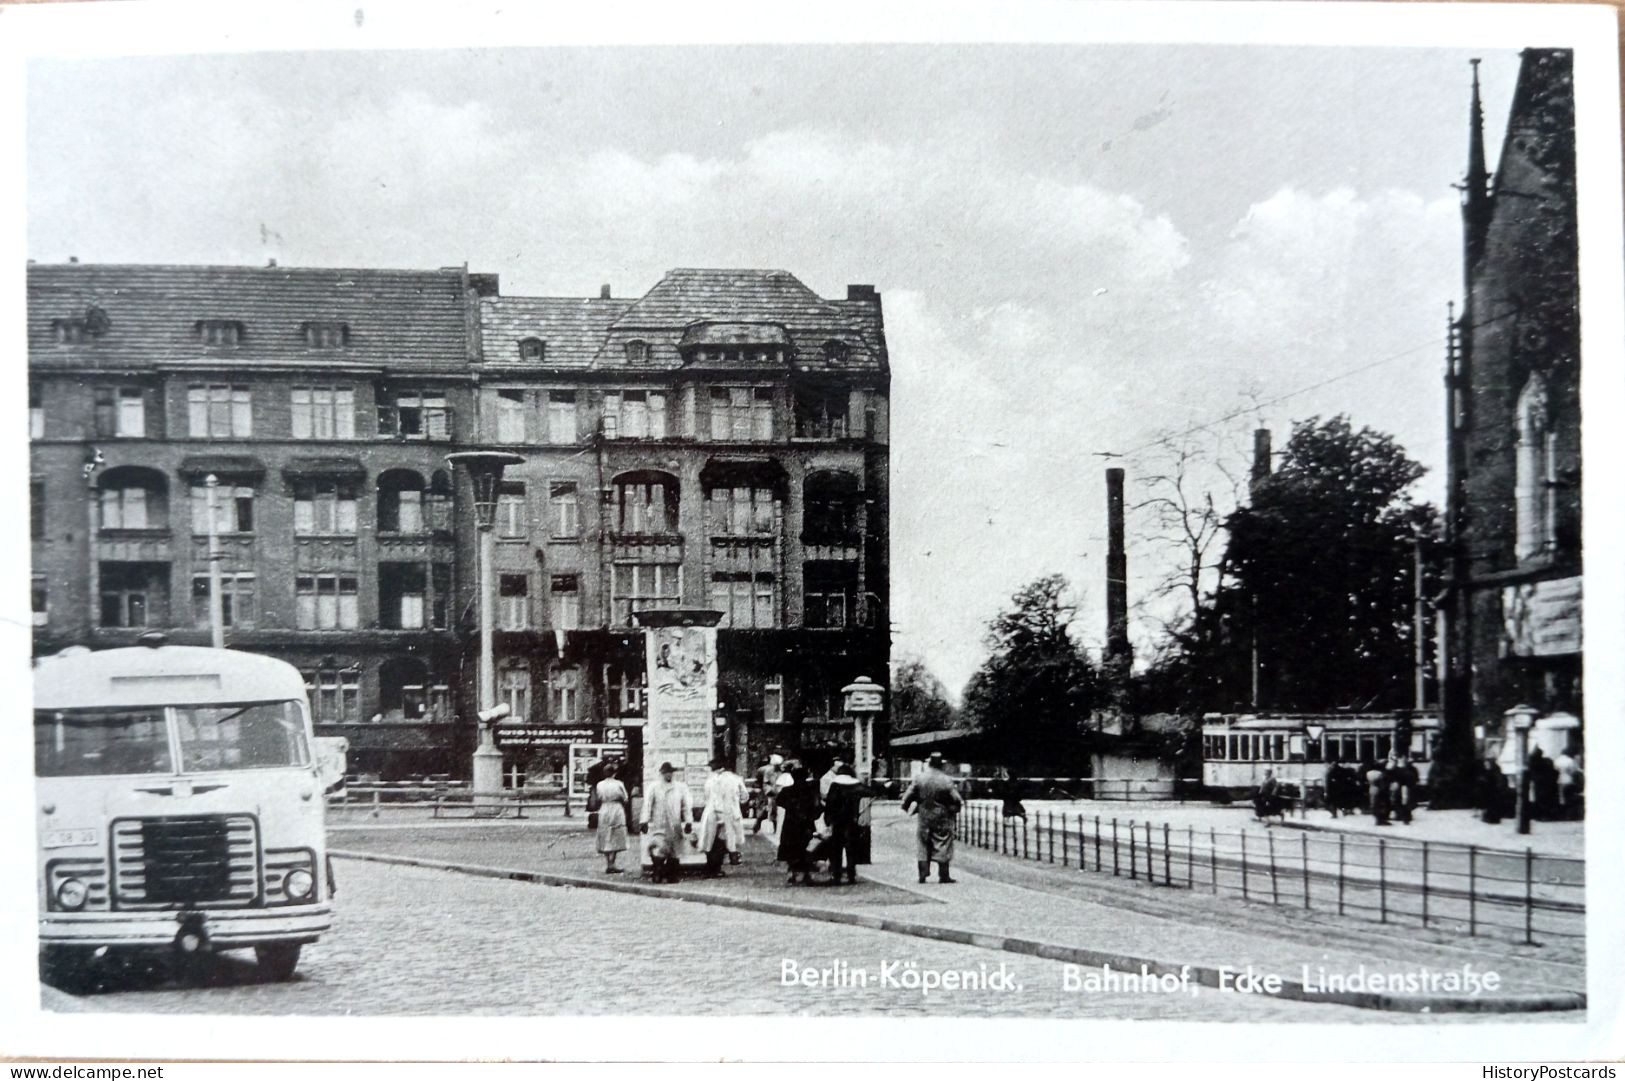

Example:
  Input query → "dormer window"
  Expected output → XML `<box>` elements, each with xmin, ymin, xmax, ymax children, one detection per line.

<box><xmin>303</xmin><ymin>321</ymin><xmax>349</xmax><ymax>348</ymax></box>
<box><xmin>196</xmin><ymin>320</ymin><xmax>244</xmax><ymax>346</ymax></box>
<box><xmin>52</xmin><ymin>319</ymin><xmax>89</xmax><ymax>344</ymax></box>
<box><xmin>625</xmin><ymin>339</ymin><xmax>651</xmax><ymax>365</ymax></box>
<box><xmin>518</xmin><ymin>337</ymin><xmax>545</xmax><ymax>362</ymax></box>
<box><xmin>822</xmin><ymin>339</ymin><xmax>851</xmax><ymax>364</ymax></box>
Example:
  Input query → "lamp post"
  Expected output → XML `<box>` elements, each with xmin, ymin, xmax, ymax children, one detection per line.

<box><xmin>1505</xmin><ymin>704</ymin><xmax>1537</xmax><ymax>835</ymax></box>
<box><xmin>447</xmin><ymin>451</ymin><xmax>526</xmax><ymax>803</ymax></box>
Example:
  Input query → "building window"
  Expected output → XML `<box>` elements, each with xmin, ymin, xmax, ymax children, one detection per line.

<box><xmin>549</xmin><ymin>666</ymin><xmax>580</xmax><ymax>722</ymax></box>
<box><xmin>821</xmin><ymin>339</ymin><xmax>850</xmax><ymax>364</ymax></box>
<box><xmin>710</xmin><ymin>386</ymin><xmax>774</xmax><ymax>442</ymax></box>
<box><xmin>380</xmin><ymin>488</ymin><xmax>423</xmax><ymax>534</ymax></box>
<box><xmin>707</xmin><ymin>486</ymin><xmax>776</xmax><ymax>536</ymax></box>
<box><xmin>804</xmin><ymin>562</ymin><xmax>860</xmax><ymax>628</ymax></box>
<box><xmin>1515</xmin><ymin>374</ymin><xmax>1557</xmax><ymax>560</ymax></box>
<box><xmin>53</xmin><ymin>319</ymin><xmax>90</xmax><ymax>344</ymax></box>
<box><xmin>379</xmin><ymin>470</ymin><xmax>442</xmax><ymax>535</ymax></box>
<box><xmin>31</xmin><ymin>479</ymin><xmax>44</xmax><ymax>541</ymax></box>
<box><xmin>295</xmin><ymin>574</ymin><xmax>360</xmax><ymax>630</ymax></box>
<box><xmin>709</xmin><ymin>573</ymin><xmax>776</xmax><ymax>629</ymax></box>
<box><xmin>302</xmin><ymin>321</ymin><xmax>349</xmax><ymax>348</ymax></box>
<box><xmin>498</xmin><ymin>574</ymin><xmax>530</xmax><ymax>630</ymax></box>
<box><xmin>378</xmin><ymin>564</ymin><xmax>429</xmax><ymax>630</ymax></box>
<box><xmin>804</xmin><ymin>472</ymin><xmax>860</xmax><ymax>541</ymax></box>
<box><xmin>382</xmin><ymin>390</ymin><xmax>451</xmax><ymax>440</ymax></box>
<box><xmin>99</xmin><ymin>486</ymin><xmax>149</xmax><ymax>530</ymax></box>
<box><xmin>793</xmin><ymin>388</ymin><xmax>850</xmax><ymax>440</ymax></box>
<box><xmin>763</xmin><ymin>676</ymin><xmax>784</xmax><ymax>724</ymax></box>
<box><xmin>518</xmin><ymin>338</ymin><xmax>545</xmax><ymax>362</ymax></box>
<box><xmin>612</xmin><ymin>475</ymin><xmax>676</xmax><ymax>534</ymax></box>
<box><xmin>188</xmin><ymin>384</ymin><xmax>252</xmax><ymax>438</ymax></box>
<box><xmin>496</xmin><ymin>389</ymin><xmax>527</xmax><ymax>444</ymax></box>
<box><xmin>94</xmin><ymin>387</ymin><xmax>145</xmax><ymax>438</ymax></box>
<box><xmin>550</xmin><ymin>575</ymin><xmax>580</xmax><ymax>630</ymax></box>
<box><xmin>603</xmin><ymin>390</ymin><xmax>667</xmax><ymax>440</ymax></box>
<box><xmin>31</xmin><ymin>574</ymin><xmax>48</xmax><ymax>627</ymax></box>
<box><xmin>293</xmin><ymin>481</ymin><xmax>358</xmax><ymax>535</ymax></box>
<box><xmin>304</xmin><ymin>668</ymin><xmax>361</xmax><ymax>724</ymax></box>
<box><xmin>192</xmin><ymin>573</ymin><xmax>257</xmax><ymax>628</ymax></box>
<box><xmin>625</xmin><ymin>339</ymin><xmax>650</xmax><ymax>365</ymax></box>
<box><xmin>547</xmin><ymin>391</ymin><xmax>577</xmax><ymax>444</ymax></box>
<box><xmin>611</xmin><ymin>564</ymin><xmax>682</xmax><ymax>625</ymax></box>
<box><xmin>196</xmin><ymin>320</ymin><xmax>244</xmax><ymax>346</ymax></box>
<box><xmin>190</xmin><ymin>484</ymin><xmax>254</xmax><ymax>535</ymax></box>
<box><xmin>496</xmin><ymin>482</ymin><xmax>527</xmax><ymax>539</ymax></box>
<box><xmin>99</xmin><ymin>565</ymin><xmax>161</xmax><ymax>628</ymax></box>
<box><xmin>499</xmin><ymin>663</ymin><xmax>531</xmax><ymax>722</ymax></box>
<box><xmin>291</xmin><ymin>386</ymin><xmax>356</xmax><ymax>440</ymax></box>
<box><xmin>549</xmin><ymin>482</ymin><xmax>580</xmax><ymax>539</ymax></box>
<box><xmin>29</xmin><ymin>386</ymin><xmax>43</xmax><ymax>440</ymax></box>
<box><xmin>609</xmin><ymin>663</ymin><xmax>646</xmax><ymax>717</ymax></box>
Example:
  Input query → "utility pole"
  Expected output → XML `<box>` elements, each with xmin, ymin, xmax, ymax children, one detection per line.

<box><xmin>205</xmin><ymin>473</ymin><xmax>225</xmax><ymax>648</ymax></box>
<box><xmin>1412</xmin><ymin>532</ymin><xmax>1427</xmax><ymax>711</ymax></box>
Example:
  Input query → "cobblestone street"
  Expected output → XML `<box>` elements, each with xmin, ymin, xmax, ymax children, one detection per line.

<box><xmin>45</xmin><ymin>847</ymin><xmax>1547</xmax><ymax>1022</ymax></box>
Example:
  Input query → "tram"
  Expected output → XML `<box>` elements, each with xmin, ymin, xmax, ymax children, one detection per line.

<box><xmin>1200</xmin><ymin>711</ymin><xmax>1441</xmax><ymax>798</ymax></box>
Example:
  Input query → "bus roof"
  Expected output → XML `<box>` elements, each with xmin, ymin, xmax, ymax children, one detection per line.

<box><xmin>33</xmin><ymin>644</ymin><xmax>308</xmax><ymax>710</ymax></box>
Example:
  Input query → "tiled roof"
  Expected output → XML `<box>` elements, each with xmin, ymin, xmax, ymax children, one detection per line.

<box><xmin>478</xmin><ymin>295</ymin><xmax>633</xmax><ymax>368</ymax></box>
<box><xmin>27</xmin><ymin>263</ymin><xmax>480</xmax><ymax>373</ymax></box>
<box><xmin>480</xmin><ymin>269</ymin><xmax>886</xmax><ymax>373</ymax></box>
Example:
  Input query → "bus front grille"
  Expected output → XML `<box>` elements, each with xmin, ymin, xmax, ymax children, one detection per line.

<box><xmin>112</xmin><ymin>816</ymin><xmax>260</xmax><ymax>908</ymax></box>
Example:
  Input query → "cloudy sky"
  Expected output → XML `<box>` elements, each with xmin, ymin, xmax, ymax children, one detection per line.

<box><xmin>26</xmin><ymin>43</ymin><xmax>1521</xmax><ymax>697</ymax></box>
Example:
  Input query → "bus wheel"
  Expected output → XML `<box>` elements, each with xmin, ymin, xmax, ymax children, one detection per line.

<box><xmin>255</xmin><ymin>943</ymin><xmax>302</xmax><ymax>981</ymax></box>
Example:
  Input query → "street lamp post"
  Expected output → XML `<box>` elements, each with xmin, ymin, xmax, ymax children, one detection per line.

<box><xmin>447</xmin><ymin>451</ymin><xmax>527</xmax><ymax>804</ymax></box>
<box><xmin>1505</xmin><ymin>704</ymin><xmax>1537</xmax><ymax>836</ymax></box>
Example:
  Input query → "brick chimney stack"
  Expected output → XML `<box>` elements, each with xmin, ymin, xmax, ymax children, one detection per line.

<box><xmin>1250</xmin><ymin>428</ymin><xmax>1273</xmax><ymax>496</ymax></box>
<box><xmin>1105</xmin><ymin>467</ymin><xmax>1131</xmax><ymax>668</ymax></box>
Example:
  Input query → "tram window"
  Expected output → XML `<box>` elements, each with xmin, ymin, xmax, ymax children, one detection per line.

<box><xmin>1269</xmin><ymin>734</ymin><xmax>1285</xmax><ymax>761</ymax></box>
<box><xmin>1304</xmin><ymin>737</ymin><xmax>1323</xmax><ymax>763</ymax></box>
<box><xmin>34</xmin><ymin>709</ymin><xmax>172</xmax><ymax>776</ymax></box>
<box><xmin>1377</xmin><ymin>735</ymin><xmax>1392</xmax><ymax>761</ymax></box>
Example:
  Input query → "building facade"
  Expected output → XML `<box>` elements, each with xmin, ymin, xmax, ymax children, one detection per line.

<box><xmin>28</xmin><ymin>262</ymin><xmax>891</xmax><ymax>785</ymax></box>
<box><xmin>473</xmin><ymin>268</ymin><xmax>890</xmax><ymax>785</ymax></box>
<box><xmin>1441</xmin><ymin>50</ymin><xmax>1582</xmax><ymax>790</ymax></box>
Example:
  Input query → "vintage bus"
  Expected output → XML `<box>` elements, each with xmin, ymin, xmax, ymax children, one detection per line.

<box><xmin>1200</xmin><ymin>711</ymin><xmax>1441</xmax><ymax>798</ymax></box>
<box><xmin>34</xmin><ymin>636</ymin><xmax>336</xmax><ymax>980</ymax></box>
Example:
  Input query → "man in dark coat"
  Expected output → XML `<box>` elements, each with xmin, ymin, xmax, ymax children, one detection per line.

<box><xmin>822</xmin><ymin>764</ymin><xmax>865</xmax><ymax>885</ymax></box>
<box><xmin>901</xmin><ymin>752</ymin><xmax>964</xmax><ymax>884</ymax></box>
<box><xmin>775</xmin><ymin>761</ymin><xmax>821</xmax><ymax>886</ymax></box>
<box><xmin>1480</xmin><ymin>757</ymin><xmax>1507</xmax><ymax>823</ymax></box>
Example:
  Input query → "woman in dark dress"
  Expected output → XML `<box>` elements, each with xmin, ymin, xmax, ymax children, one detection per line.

<box><xmin>776</xmin><ymin>762</ymin><xmax>821</xmax><ymax>885</ymax></box>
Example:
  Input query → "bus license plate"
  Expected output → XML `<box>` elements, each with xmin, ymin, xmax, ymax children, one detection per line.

<box><xmin>42</xmin><ymin>828</ymin><xmax>99</xmax><ymax>849</ymax></box>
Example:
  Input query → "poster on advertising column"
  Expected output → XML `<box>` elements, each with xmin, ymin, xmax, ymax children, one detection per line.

<box><xmin>644</xmin><ymin>625</ymin><xmax>718</xmax><ymax>807</ymax></box>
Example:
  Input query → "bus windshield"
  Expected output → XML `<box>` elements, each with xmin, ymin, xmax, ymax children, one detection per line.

<box><xmin>34</xmin><ymin>700</ymin><xmax>309</xmax><ymax>777</ymax></box>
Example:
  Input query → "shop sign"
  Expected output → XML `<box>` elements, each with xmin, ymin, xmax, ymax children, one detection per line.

<box><xmin>494</xmin><ymin>725</ymin><xmax>601</xmax><ymax>750</ymax></box>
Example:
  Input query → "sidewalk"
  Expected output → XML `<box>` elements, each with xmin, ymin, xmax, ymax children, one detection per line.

<box><xmin>329</xmin><ymin>807</ymin><xmax>1584</xmax><ymax>1014</ymax></box>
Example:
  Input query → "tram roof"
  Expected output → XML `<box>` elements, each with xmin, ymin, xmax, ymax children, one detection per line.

<box><xmin>33</xmin><ymin>644</ymin><xmax>307</xmax><ymax>710</ymax></box>
<box><xmin>1200</xmin><ymin>713</ymin><xmax>1441</xmax><ymax>731</ymax></box>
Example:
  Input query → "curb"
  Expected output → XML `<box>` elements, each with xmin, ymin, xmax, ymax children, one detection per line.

<box><xmin>331</xmin><ymin>848</ymin><xmax>1585</xmax><ymax>1015</ymax></box>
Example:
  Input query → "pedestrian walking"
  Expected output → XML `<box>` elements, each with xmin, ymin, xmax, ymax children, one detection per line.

<box><xmin>1252</xmin><ymin>768</ymin><xmax>1285</xmax><ymax>822</ymax></box>
<box><xmin>901</xmin><ymin>752</ymin><xmax>963</xmax><ymax>884</ymax></box>
<box><xmin>776</xmin><ymin>761</ymin><xmax>821</xmax><ymax>886</ymax></box>
<box><xmin>1324</xmin><ymin>756</ymin><xmax>1357</xmax><ymax>818</ymax></box>
<box><xmin>822</xmin><ymin>763</ymin><xmax>864</xmax><ymax>885</ymax></box>
<box><xmin>699</xmin><ymin>758</ymin><xmax>749</xmax><ymax>877</ymax></box>
<box><xmin>751</xmin><ymin>754</ymin><xmax>783</xmax><ymax>835</ymax></box>
<box><xmin>1390</xmin><ymin>756</ymin><xmax>1420</xmax><ymax>824</ymax></box>
<box><xmin>1479</xmin><ymin>756</ymin><xmax>1508</xmax><ymax>824</ymax></box>
<box><xmin>641</xmin><ymin>762</ymin><xmax>693</xmax><ymax>883</ymax></box>
<box><xmin>593</xmin><ymin>761</ymin><xmax>631</xmax><ymax>874</ymax></box>
<box><xmin>996</xmin><ymin>767</ymin><xmax>1027</xmax><ymax>820</ymax></box>
<box><xmin>1527</xmin><ymin>746</ymin><xmax>1558</xmax><ymax>820</ymax></box>
<box><xmin>1555</xmin><ymin>747</ymin><xmax>1582</xmax><ymax>819</ymax></box>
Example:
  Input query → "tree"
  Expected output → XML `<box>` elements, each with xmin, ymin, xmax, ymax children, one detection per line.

<box><xmin>889</xmin><ymin>656</ymin><xmax>957</xmax><ymax>734</ymax></box>
<box><xmin>961</xmin><ymin>574</ymin><xmax>1102</xmax><ymax>768</ymax></box>
<box><xmin>1202</xmin><ymin>415</ymin><xmax>1439</xmax><ymax>711</ymax></box>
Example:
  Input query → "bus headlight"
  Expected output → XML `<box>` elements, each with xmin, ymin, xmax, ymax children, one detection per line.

<box><xmin>55</xmin><ymin>878</ymin><xmax>89</xmax><ymax>911</ymax></box>
<box><xmin>283</xmin><ymin>868</ymin><xmax>316</xmax><ymax>901</ymax></box>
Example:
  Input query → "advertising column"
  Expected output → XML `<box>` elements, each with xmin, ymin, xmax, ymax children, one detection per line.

<box><xmin>644</xmin><ymin>625</ymin><xmax>718</xmax><ymax>806</ymax></box>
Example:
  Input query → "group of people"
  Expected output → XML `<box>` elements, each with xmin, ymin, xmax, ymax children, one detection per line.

<box><xmin>587</xmin><ymin>754</ymin><xmax>873</xmax><ymax>886</ymax></box>
<box><xmin>1479</xmin><ymin>745</ymin><xmax>1584</xmax><ymax>824</ymax></box>
<box><xmin>1254</xmin><ymin>755</ymin><xmax>1422</xmax><ymax>825</ymax></box>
